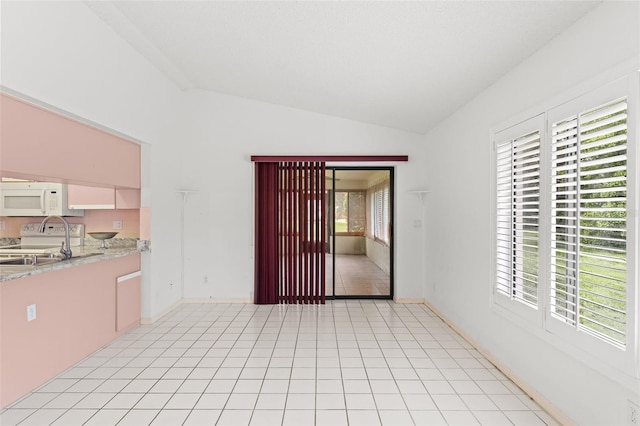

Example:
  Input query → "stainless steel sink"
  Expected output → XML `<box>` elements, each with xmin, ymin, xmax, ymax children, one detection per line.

<box><xmin>0</xmin><ymin>256</ymin><xmax>63</xmax><ymax>266</ymax></box>
<box><xmin>0</xmin><ymin>252</ymin><xmax>103</xmax><ymax>266</ymax></box>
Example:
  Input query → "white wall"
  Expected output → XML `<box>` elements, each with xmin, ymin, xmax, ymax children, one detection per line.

<box><xmin>177</xmin><ymin>90</ymin><xmax>425</xmax><ymax>301</ymax></box>
<box><xmin>422</xmin><ymin>2</ymin><xmax>639</xmax><ymax>424</ymax></box>
<box><xmin>1</xmin><ymin>2</ymin><xmax>427</xmax><ymax>311</ymax></box>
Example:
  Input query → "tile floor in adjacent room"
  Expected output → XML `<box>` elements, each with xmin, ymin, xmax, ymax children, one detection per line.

<box><xmin>0</xmin><ymin>301</ymin><xmax>559</xmax><ymax>426</ymax></box>
<box><xmin>331</xmin><ymin>255</ymin><xmax>390</xmax><ymax>296</ymax></box>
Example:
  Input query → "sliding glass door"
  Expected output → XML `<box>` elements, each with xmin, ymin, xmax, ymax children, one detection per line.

<box><xmin>326</xmin><ymin>167</ymin><xmax>393</xmax><ymax>299</ymax></box>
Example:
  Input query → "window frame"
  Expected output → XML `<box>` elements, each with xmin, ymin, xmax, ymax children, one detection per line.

<box><xmin>333</xmin><ymin>189</ymin><xmax>366</xmax><ymax>236</ymax></box>
<box><xmin>491</xmin><ymin>73</ymin><xmax>639</xmax><ymax>378</ymax></box>
<box><xmin>545</xmin><ymin>78</ymin><xmax>636</xmax><ymax>369</ymax></box>
<box><xmin>493</xmin><ymin>114</ymin><xmax>545</xmax><ymax>325</ymax></box>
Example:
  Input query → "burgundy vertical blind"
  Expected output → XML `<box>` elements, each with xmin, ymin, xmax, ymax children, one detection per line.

<box><xmin>255</xmin><ymin>161</ymin><xmax>326</xmax><ymax>304</ymax></box>
<box><xmin>254</xmin><ymin>162</ymin><xmax>279</xmax><ymax>304</ymax></box>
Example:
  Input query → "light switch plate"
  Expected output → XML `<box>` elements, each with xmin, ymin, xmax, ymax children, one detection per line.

<box><xmin>628</xmin><ymin>400</ymin><xmax>639</xmax><ymax>425</ymax></box>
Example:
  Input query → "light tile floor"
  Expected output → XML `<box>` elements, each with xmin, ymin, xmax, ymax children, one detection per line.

<box><xmin>0</xmin><ymin>301</ymin><xmax>559</xmax><ymax>426</ymax></box>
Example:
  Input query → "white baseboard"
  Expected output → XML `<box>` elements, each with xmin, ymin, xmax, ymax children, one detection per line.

<box><xmin>422</xmin><ymin>299</ymin><xmax>572</xmax><ymax>426</ymax></box>
<box><xmin>182</xmin><ymin>298</ymin><xmax>252</xmax><ymax>304</ymax></box>
<box><xmin>141</xmin><ymin>298</ymin><xmax>252</xmax><ymax>324</ymax></box>
<box><xmin>140</xmin><ymin>300</ymin><xmax>181</xmax><ymax>324</ymax></box>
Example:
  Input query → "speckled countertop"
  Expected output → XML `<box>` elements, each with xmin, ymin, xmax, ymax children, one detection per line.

<box><xmin>0</xmin><ymin>245</ymin><xmax>144</xmax><ymax>282</ymax></box>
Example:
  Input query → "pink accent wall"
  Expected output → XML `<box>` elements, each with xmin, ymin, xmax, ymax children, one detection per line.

<box><xmin>0</xmin><ymin>254</ymin><xmax>141</xmax><ymax>408</ymax></box>
<box><xmin>0</xmin><ymin>94</ymin><xmax>140</xmax><ymax>188</ymax></box>
<box><xmin>0</xmin><ymin>218</ymin><xmax>24</xmax><ymax>239</ymax></box>
<box><xmin>77</xmin><ymin>209</ymin><xmax>140</xmax><ymax>239</ymax></box>
<box><xmin>0</xmin><ymin>209</ymin><xmax>140</xmax><ymax>239</ymax></box>
<box><xmin>139</xmin><ymin>207</ymin><xmax>151</xmax><ymax>241</ymax></box>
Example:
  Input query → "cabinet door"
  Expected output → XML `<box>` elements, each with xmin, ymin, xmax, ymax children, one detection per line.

<box><xmin>68</xmin><ymin>184</ymin><xmax>115</xmax><ymax>209</ymax></box>
<box><xmin>115</xmin><ymin>189</ymin><xmax>141</xmax><ymax>209</ymax></box>
<box><xmin>68</xmin><ymin>185</ymin><xmax>140</xmax><ymax>210</ymax></box>
<box><xmin>116</xmin><ymin>271</ymin><xmax>141</xmax><ymax>332</ymax></box>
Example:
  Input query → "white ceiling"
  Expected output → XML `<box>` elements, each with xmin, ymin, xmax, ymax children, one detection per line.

<box><xmin>86</xmin><ymin>1</ymin><xmax>600</xmax><ymax>134</ymax></box>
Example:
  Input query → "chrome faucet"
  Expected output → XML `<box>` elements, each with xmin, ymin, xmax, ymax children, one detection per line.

<box><xmin>39</xmin><ymin>215</ymin><xmax>72</xmax><ymax>259</ymax></box>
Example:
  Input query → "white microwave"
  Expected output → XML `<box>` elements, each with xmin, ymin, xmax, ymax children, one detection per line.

<box><xmin>0</xmin><ymin>182</ymin><xmax>84</xmax><ymax>217</ymax></box>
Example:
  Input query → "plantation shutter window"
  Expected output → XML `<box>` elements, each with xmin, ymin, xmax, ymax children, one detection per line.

<box><xmin>550</xmin><ymin>97</ymin><xmax>628</xmax><ymax>347</ymax></box>
<box><xmin>494</xmin><ymin>75</ymin><xmax>637</xmax><ymax>370</ymax></box>
<box><xmin>495</xmin><ymin>118</ymin><xmax>541</xmax><ymax>309</ymax></box>
<box><xmin>381</xmin><ymin>185</ymin><xmax>389</xmax><ymax>243</ymax></box>
<box><xmin>375</xmin><ymin>188</ymin><xmax>383</xmax><ymax>240</ymax></box>
<box><xmin>373</xmin><ymin>181</ymin><xmax>390</xmax><ymax>245</ymax></box>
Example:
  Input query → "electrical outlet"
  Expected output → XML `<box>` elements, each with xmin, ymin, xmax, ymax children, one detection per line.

<box><xmin>0</xmin><ymin>220</ymin><xmax>5</xmax><ymax>230</ymax></box>
<box><xmin>113</xmin><ymin>220</ymin><xmax>123</xmax><ymax>230</ymax></box>
<box><xmin>203</xmin><ymin>275</ymin><xmax>208</xmax><ymax>284</ymax></box>
<box><xmin>27</xmin><ymin>304</ymin><xmax>36</xmax><ymax>322</ymax></box>
<box><xmin>629</xmin><ymin>400</ymin><xmax>639</xmax><ymax>425</ymax></box>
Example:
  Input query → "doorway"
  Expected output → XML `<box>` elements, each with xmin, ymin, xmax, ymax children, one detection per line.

<box><xmin>326</xmin><ymin>167</ymin><xmax>393</xmax><ymax>299</ymax></box>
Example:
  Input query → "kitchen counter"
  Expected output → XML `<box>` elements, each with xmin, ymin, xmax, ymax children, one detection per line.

<box><xmin>0</xmin><ymin>246</ymin><xmax>143</xmax><ymax>282</ymax></box>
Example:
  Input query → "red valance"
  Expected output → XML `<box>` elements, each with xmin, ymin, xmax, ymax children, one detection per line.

<box><xmin>251</xmin><ymin>155</ymin><xmax>408</xmax><ymax>162</ymax></box>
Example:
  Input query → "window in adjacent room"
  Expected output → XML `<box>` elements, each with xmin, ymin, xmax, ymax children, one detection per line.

<box><xmin>372</xmin><ymin>182</ymin><xmax>390</xmax><ymax>245</ymax></box>
<box><xmin>334</xmin><ymin>190</ymin><xmax>366</xmax><ymax>235</ymax></box>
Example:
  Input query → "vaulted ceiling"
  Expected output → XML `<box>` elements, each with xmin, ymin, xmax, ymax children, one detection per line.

<box><xmin>86</xmin><ymin>1</ymin><xmax>601</xmax><ymax>134</ymax></box>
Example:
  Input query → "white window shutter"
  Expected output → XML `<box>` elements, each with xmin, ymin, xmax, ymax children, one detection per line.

<box><xmin>550</xmin><ymin>114</ymin><xmax>580</xmax><ymax>326</ymax></box>
<box><xmin>550</xmin><ymin>97</ymin><xmax>628</xmax><ymax>347</ymax></box>
<box><xmin>372</xmin><ymin>181</ymin><xmax>390</xmax><ymax>245</ymax></box>
<box><xmin>495</xmin><ymin>125</ymin><xmax>541</xmax><ymax>308</ymax></box>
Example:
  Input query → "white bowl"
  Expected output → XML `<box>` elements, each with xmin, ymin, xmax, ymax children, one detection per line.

<box><xmin>88</xmin><ymin>232</ymin><xmax>118</xmax><ymax>240</ymax></box>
